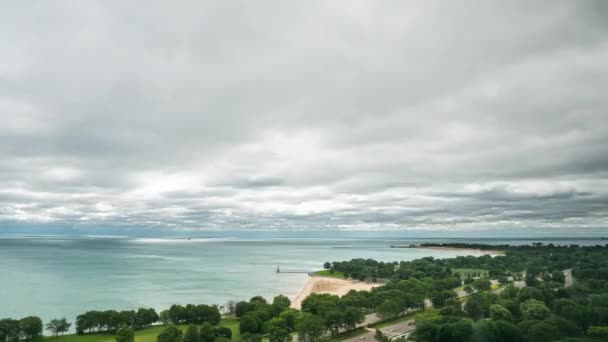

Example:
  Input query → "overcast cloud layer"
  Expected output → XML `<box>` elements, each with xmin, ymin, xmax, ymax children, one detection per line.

<box><xmin>1</xmin><ymin>1</ymin><xmax>607</xmax><ymax>232</ymax></box>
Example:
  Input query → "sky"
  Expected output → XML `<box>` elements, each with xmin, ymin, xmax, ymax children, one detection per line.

<box><xmin>1</xmin><ymin>1</ymin><xmax>607</xmax><ymax>233</ymax></box>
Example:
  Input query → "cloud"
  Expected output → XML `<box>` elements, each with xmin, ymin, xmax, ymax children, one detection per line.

<box><xmin>0</xmin><ymin>0</ymin><xmax>607</xmax><ymax>231</ymax></box>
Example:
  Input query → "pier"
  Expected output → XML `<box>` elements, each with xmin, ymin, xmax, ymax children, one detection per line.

<box><xmin>276</xmin><ymin>265</ymin><xmax>310</xmax><ymax>274</ymax></box>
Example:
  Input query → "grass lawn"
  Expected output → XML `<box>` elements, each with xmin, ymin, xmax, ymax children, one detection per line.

<box><xmin>313</xmin><ymin>270</ymin><xmax>346</xmax><ymax>278</ymax></box>
<box><xmin>43</xmin><ymin>319</ymin><xmax>240</xmax><ymax>342</ymax></box>
<box><xmin>452</xmin><ymin>268</ymin><xmax>488</xmax><ymax>278</ymax></box>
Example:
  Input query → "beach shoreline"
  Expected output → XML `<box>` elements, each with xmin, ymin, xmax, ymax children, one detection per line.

<box><xmin>290</xmin><ymin>275</ymin><xmax>381</xmax><ymax>309</ymax></box>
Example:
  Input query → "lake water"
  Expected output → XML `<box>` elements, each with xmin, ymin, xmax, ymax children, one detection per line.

<box><xmin>0</xmin><ymin>235</ymin><xmax>604</xmax><ymax>326</ymax></box>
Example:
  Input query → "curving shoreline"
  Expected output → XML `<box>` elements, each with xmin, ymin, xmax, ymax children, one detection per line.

<box><xmin>290</xmin><ymin>275</ymin><xmax>381</xmax><ymax>309</ymax></box>
<box><xmin>418</xmin><ymin>246</ymin><xmax>505</xmax><ymax>256</ymax></box>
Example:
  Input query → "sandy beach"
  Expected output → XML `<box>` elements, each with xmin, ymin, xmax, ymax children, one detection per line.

<box><xmin>291</xmin><ymin>275</ymin><xmax>381</xmax><ymax>309</ymax></box>
<box><xmin>419</xmin><ymin>246</ymin><xmax>505</xmax><ymax>256</ymax></box>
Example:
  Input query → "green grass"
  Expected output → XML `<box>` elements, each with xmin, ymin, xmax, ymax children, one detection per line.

<box><xmin>452</xmin><ymin>268</ymin><xmax>488</xmax><ymax>278</ymax></box>
<box><xmin>325</xmin><ymin>327</ymin><xmax>368</xmax><ymax>342</ymax></box>
<box><xmin>314</xmin><ymin>270</ymin><xmax>346</xmax><ymax>278</ymax></box>
<box><xmin>43</xmin><ymin>319</ymin><xmax>240</xmax><ymax>342</ymax></box>
<box><xmin>367</xmin><ymin>312</ymin><xmax>416</xmax><ymax>329</ymax></box>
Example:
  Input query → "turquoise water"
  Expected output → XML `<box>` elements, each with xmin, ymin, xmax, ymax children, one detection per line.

<box><xmin>0</xmin><ymin>236</ymin><xmax>603</xmax><ymax>326</ymax></box>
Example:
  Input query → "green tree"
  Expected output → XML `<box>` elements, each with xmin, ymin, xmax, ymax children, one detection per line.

<box><xmin>116</xmin><ymin>326</ymin><xmax>134</xmax><ymax>342</ymax></box>
<box><xmin>263</xmin><ymin>318</ymin><xmax>290</xmax><ymax>342</ymax></box>
<box><xmin>464</xmin><ymin>294</ymin><xmax>486</xmax><ymax>320</ymax></box>
<box><xmin>525</xmin><ymin>321</ymin><xmax>560</xmax><ymax>342</ymax></box>
<box><xmin>157</xmin><ymin>324</ymin><xmax>182</xmax><ymax>342</ymax></box>
<box><xmin>239</xmin><ymin>313</ymin><xmax>260</xmax><ymax>334</ymax></box>
<box><xmin>377</xmin><ymin>300</ymin><xmax>400</xmax><ymax>318</ymax></box>
<box><xmin>489</xmin><ymin>304</ymin><xmax>512</xmax><ymax>322</ymax></box>
<box><xmin>279</xmin><ymin>309</ymin><xmax>299</xmax><ymax>331</ymax></box>
<box><xmin>159</xmin><ymin>310</ymin><xmax>171</xmax><ymax>325</ymax></box>
<box><xmin>323</xmin><ymin>262</ymin><xmax>332</xmax><ymax>270</ymax></box>
<box><xmin>200</xmin><ymin>323</ymin><xmax>215</xmax><ymax>342</ymax></box>
<box><xmin>343</xmin><ymin>307</ymin><xmax>365</xmax><ymax>330</ymax></box>
<box><xmin>413</xmin><ymin>320</ymin><xmax>439</xmax><ymax>342</ymax></box>
<box><xmin>520</xmin><ymin>299</ymin><xmax>550</xmax><ymax>320</ymax></box>
<box><xmin>296</xmin><ymin>313</ymin><xmax>325</xmax><ymax>342</ymax></box>
<box><xmin>241</xmin><ymin>333</ymin><xmax>263</xmax><ymax>342</ymax></box>
<box><xmin>272</xmin><ymin>295</ymin><xmax>291</xmax><ymax>315</ymax></box>
<box><xmin>495</xmin><ymin>320</ymin><xmax>524</xmax><ymax>342</ymax></box>
<box><xmin>183</xmin><ymin>325</ymin><xmax>200</xmax><ymax>342</ymax></box>
<box><xmin>472</xmin><ymin>278</ymin><xmax>491</xmax><ymax>292</ymax></box>
<box><xmin>214</xmin><ymin>326</ymin><xmax>232</xmax><ymax>339</ymax></box>
<box><xmin>45</xmin><ymin>318</ymin><xmax>71</xmax><ymax>337</ymax></box>
<box><xmin>0</xmin><ymin>319</ymin><xmax>21</xmax><ymax>342</ymax></box>
<box><xmin>588</xmin><ymin>326</ymin><xmax>608</xmax><ymax>340</ymax></box>
<box><xmin>19</xmin><ymin>316</ymin><xmax>43</xmax><ymax>341</ymax></box>
<box><xmin>437</xmin><ymin>321</ymin><xmax>472</xmax><ymax>342</ymax></box>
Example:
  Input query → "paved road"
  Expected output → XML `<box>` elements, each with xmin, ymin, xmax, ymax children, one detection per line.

<box><xmin>379</xmin><ymin>319</ymin><xmax>415</xmax><ymax>340</ymax></box>
<box><xmin>343</xmin><ymin>320</ymin><xmax>416</xmax><ymax>342</ymax></box>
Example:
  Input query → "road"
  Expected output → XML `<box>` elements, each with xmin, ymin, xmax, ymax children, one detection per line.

<box><xmin>342</xmin><ymin>319</ymin><xmax>416</xmax><ymax>342</ymax></box>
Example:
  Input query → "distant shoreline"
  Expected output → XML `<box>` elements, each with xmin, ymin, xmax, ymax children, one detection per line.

<box><xmin>419</xmin><ymin>246</ymin><xmax>505</xmax><ymax>256</ymax></box>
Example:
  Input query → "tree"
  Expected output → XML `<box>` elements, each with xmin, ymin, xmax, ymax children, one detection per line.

<box><xmin>377</xmin><ymin>300</ymin><xmax>400</xmax><ymax>318</ymax></box>
<box><xmin>490</xmin><ymin>304</ymin><xmax>512</xmax><ymax>322</ymax></box>
<box><xmin>241</xmin><ymin>333</ymin><xmax>263</xmax><ymax>342</ymax></box>
<box><xmin>200</xmin><ymin>323</ymin><xmax>215</xmax><ymax>342</ymax></box>
<box><xmin>136</xmin><ymin>308</ymin><xmax>158</xmax><ymax>328</ymax></box>
<box><xmin>235</xmin><ymin>301</ymin><xmax>253</xmax><ymax>318</ymax></box>
<box><xmin>19</xmin><ymin>316</ymin><xmax>43</xmax><ymax>341</ymax></box>
<box><xmin>159</xmin><ymin>310</ymin><xmax>170</xmax><ymax>325</ymax></box>
<box><xmin>225</xmin><ymin>301</ymin><xmax>237</xmax><ymax>317</ymax></box>
<box><xmin>214</xmin><ymin>326</ymin><xmax>232</xmax><ymax>339</ymax></box>
<box><xmin>323</xmin><ymin>262</ymin><xmax>332</xmax><ymax>270</ymax></box>
<box><xmin>296</xmin><ymin>313</ymin><xmax>325</xmax><ymax>342</ymax></box>
<box><xmin>183</xmin><ymin>325</ymin><xmax>200</xmax><ymax>342</ymax></box>
<box><xmin>520</xmin><ymin>299</ymin><xmax>550</xmax><ymax>320</ymax></box>
<box><xmin>431</xmin><ymin>291</ymin><xmax>456</xmax><ymax>307</ymax></box>
<box><xmin>116</xmin><ymin>326</ymin><xmax>134</xmax><ymax>342</ymax></box>
<box><xmin>588</xmin><ymin>326</ymin><xmax>608</xmax><ymax>340</ymax></box>
<box><xmin>414</xmin><ymin>320</ymin><xmax>439</xmax><ymax>342</ymax></box>
<box><xmin>0</xmin><ymin>318</ymin><xmax>21</xmax><ymax>342</ymax></box>
<box><xmin>272</xmin><ymin>295</ymin><xmax>291</xmax><ymax>315</ymax></box>
<box><xmin>495</xmin><ymin>320</ymin><xmax>524</xmax><ymax>342</ymax></box>
<box><xmin>157</xmin><ymin>324</ymin><xmax>182</xmax><ymax>342</ymax></box>
<box><xmin>525</xmin><ymin>321</ymin><xmax>560</xmax><ymax>342</ymax></box>
<box><xmin>279</xmin><ymin>309</ymin><xmax>299</xmax><ymax>331</ymax></box>
<box><xmin>263</xmin><ymin>318</ymin><xmax>290</xmax><ymax>342</ymax></box>
<box><xmin>437</xmin><ymin>321</ymin><xmax>472</xmax><ymax>342</ymax></box>
<box><xmin>343</xmin><ymin>307</ymin><xmax>365</xmax><ymax>330</ymax></box>
<box><xmin>525</xmin><ymin>274</ymin><xmax>540</xmax><ymax>287</ymax></box>
<box><xmin>464</xmin><ymin>295</ymin><xmax>486</xmax><ymax>320</ymax></box>
<box><xmin>472</xmin><ymin>278</ymin><xmax>491</xmax><ymax>292</ymax></box>
<box><xmin>319</xmin><ymin>306</ymin><xmax>343</xmax><ymax>336</ymax></box>
<box><xmin>551</xmin><ymin>271</ymin><xmax>565</xmax><ymax>284</ymax></box>
<box><xmin>45</xmin><ymin>318</ymin><xmax>71</xmax><ymax>337</ymax></box>
<box><xmin>239</xmin><ymin>313</ymin><xmax>260</xmax><ymax>334</ymax></box>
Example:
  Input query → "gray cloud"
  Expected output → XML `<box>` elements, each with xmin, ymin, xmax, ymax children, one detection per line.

<box><xmin>0</xmin><ymin>0</ymin><xmax>607</xmax><ymax>231</ymax></box>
